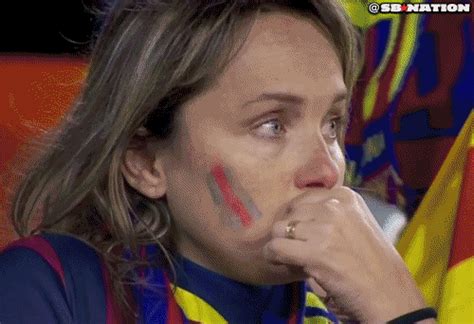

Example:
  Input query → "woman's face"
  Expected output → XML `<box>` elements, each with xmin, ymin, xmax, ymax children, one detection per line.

<box><xmin>154</xmin><ymin>12</ymin><xmax>346</xmax><ymax>284</ymax></box>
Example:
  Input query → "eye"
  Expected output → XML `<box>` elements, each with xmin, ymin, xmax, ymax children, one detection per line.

<box><xmin>254</xmin><ymin>118</ymin><xmax>286</xmax><ymax>139</ymax></box>
<box><xmin>322</xmin><ymin>117</ymin><xmax>342</xmax><ymax>140</ymax></box>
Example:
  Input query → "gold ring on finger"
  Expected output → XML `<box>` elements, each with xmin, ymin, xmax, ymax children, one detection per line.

<box><xmin>285</xmin><ymin>220</ymin><xmax>300</xmax><ymax>240</ymax></box>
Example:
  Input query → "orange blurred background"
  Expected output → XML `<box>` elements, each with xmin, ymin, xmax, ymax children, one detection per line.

<box><xmin>0</xmin><ymin>56</ymin><xmax>87</xmax><ymax>246</ymax></box>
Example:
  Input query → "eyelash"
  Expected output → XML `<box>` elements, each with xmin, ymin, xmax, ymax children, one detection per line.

<box><xmin>254</xmin><ymin>118</ymin><xmax>286</xmax><ymax>140</ymax></box>
<box><xmin>253</xmin><ymin>114</ymin><xmax>344</xmax><ymax>141</ymax></box>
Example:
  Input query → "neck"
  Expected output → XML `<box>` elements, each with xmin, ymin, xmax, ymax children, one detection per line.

<box><xmin>172</xmin><ymin>253</ymin><xmax>300</xmax><ymax>323</ymax></box>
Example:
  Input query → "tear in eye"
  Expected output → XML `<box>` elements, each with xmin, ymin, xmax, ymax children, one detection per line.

<box><xmin>323</xmin><ymin>118</ymin><xmax>341</xmax><ymax>140</ymax></box>
<box><xmin>255</xmin><ymin>119</ymin><xmax>286</xmax><ymax>139</ymax></box>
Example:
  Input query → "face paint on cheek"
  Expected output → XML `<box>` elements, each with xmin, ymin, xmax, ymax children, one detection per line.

<box><xmin>206</xmin><ymin>174</ymin><xmax>241</xmax><ymax>229</ymax></box>
<box><xmin>207</xmin><ymin>164</ymin><xmax>261</xmax><ymax>228</ymax></box>
<box><xmin>222</xmin><ymin>167</ymin><xmax>262</xmax><ymax>221</ymax></box>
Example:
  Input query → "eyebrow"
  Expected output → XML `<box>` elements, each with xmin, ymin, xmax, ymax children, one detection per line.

<box><xmin>242</xmin><ymin>90</ymin><xmax>348</xmax><ymax>108</ymax></box>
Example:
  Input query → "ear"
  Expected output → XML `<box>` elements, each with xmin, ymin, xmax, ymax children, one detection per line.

<box><xmin>121</xmin><ymin>127</ymin><xmax>167</xmax><ymax>199</ymax></box>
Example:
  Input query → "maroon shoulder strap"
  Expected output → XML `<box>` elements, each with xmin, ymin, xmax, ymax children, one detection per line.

<box><xmin>3</xmin><ymin>236</ymin><xmax>66</xmax><ymax>286</ymax></box>
<box><xmin>3</xmin><ymin>235</ymin><xmax>125</xmax><ymax>324</ymax></box>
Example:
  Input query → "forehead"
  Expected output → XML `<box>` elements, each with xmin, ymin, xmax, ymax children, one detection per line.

<box><xmin>212</xmin><ymin>11</ymin><xmax>346</xmax><ymax>104</ymax></box>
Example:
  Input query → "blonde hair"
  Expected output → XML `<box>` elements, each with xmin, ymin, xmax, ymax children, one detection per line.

<box><xmin>9</xmin><ymin>0</ymin><xmax>362</xmax><ymax>318</ymax></box>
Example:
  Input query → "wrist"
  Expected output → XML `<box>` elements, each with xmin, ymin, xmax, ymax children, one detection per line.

<box><xmin>364</xmin><ymin>266</ymin><xmax>429</xmax><ymax>322</ymax></box>
<box><xmin>387</xmin><ymin>307</ymin><xmax>437</xmax><ymax>324</ymax></box>
<box><xmin>361</xmin><ymin>290</ymin><xmax>428</xmax><ymax>322</ymax></box>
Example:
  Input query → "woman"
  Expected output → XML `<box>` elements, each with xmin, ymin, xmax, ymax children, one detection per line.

<box><xmin>0</xmin><ymin>1</ymin><xmax>436</xmax><ymax>323</ymax></box>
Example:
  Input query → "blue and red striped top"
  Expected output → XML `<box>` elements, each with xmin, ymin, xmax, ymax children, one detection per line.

<box><xmin>0</xmin><ymin>233</ymin><xmax>339</xmax><ymax>323</ymax></box>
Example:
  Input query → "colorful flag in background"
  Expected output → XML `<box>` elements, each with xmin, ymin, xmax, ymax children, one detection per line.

<box><xmin>397</xmin><ymin>111</ymin><xmax>474</xmax><ymax>323</ymax></box>
<box><xmin>342</xmin><ymin>0</ymin><xmax>474</xmax><ymax>216</ymax></box>
<box><xmin>342</xmin><ymin>1</ymin><xmax>474</xmax><ymax>321</ymax></box>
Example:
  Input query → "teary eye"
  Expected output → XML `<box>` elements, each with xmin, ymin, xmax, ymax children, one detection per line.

<box><xmin>255</xmin><ymin>118</ymin><xmax>286</xmax><ymax>139</ymax></box>
<box><xmin>322</xmin><ymin>117</ymin><xmax>342</xmax><ymax>140</ymax></box>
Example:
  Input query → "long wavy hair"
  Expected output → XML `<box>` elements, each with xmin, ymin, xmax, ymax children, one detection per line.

<box><xmin>8</xmin><ymin>0</ymin><xmax>363</xmax><ymax>319</ymax></box>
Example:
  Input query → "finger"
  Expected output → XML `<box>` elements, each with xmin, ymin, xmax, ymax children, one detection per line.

<box><xmin>272</xmin><ymin>219</ymin><xmax>308</xmax><ymax>240</ymax></box>
<box><xmin>306</xmin><ymin>277</ymin><xmax>327</xmax><ymax>298</ymax></box>
<box><xmin>272</xmin><ymin>219</ymin><xmax>331</xmax><ymax>241</ymax></box>
<box><xmin>262</xmin><ymin>237</ymin><xmax>311</xmax><ymax>267</ymax></box>
<box><xmin>324</xmin><ymin>298</ymin><xmax>354</xmax><ymax>321</ymax></box>
<box><xmin>273</xmin><ymin>200</ymin><xmax>337</xmax><ymax>234</ymax></box>
<box><xmin>272</xmin><ymin>202</ymin><xmax>343</xmax><ymax>240</ymax></box>
<box><xmin>288</xmin><ymin>188</ymin><xmax>343</xmax><ymax>206</ymax></box>
<box><xmin>287</xmin><ymin>185</ymin><xmax>354</xmax><ymax>208</ymax></box>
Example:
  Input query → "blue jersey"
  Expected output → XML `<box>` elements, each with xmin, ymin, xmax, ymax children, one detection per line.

<box><xmin>0</xmin><ymin>234</ymin><xmax>338</xmax><ymax>323</ymax></box>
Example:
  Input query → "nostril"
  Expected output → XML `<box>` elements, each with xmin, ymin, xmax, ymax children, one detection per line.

<box><xmin>294</xmin><ymin>172</ymin><xmax>338</xmax><ymax>190</ymax></box>
<box><xmin>305</xmin><ymin>181</ymin><xmax>325</xmax><ymax>188</ymax></box>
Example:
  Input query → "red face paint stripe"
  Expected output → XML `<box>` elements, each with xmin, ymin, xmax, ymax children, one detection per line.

<box><xmin>211</xmin><ymin>164</ymin><xmax>253</xmax><ymax>227</ymax></box>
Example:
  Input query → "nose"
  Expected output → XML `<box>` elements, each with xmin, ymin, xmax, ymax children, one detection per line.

<box><xmin>294</xmin><ymin>145</ymin><xmax>340</xmax><ymax>190</ymax></box>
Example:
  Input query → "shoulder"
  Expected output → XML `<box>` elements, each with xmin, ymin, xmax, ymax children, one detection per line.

<box><xmin>1</xmin><ymin>233</ymin><xmax>100</xmax><ymax>283</ymax></box>
<box><xmin>0</xmin><ymin>233</ymin><xmax>106</xmax><ymax>324</ymax></box>
<box><xmin>1</xmin><ymin>232</ymin><xmax>98</xmax><ymax>258</ymax></box>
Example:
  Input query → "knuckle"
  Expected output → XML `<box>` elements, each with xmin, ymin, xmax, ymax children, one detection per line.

<box><xmin>345</xmin><ymin>188</ymin><xmax>362</xmax><ymax>201</ymax></box>
<box><xmin>338</xmin><ymin>186</ymin><xmax>353</xmax><ymax>195</ymax></box>
<box><xmin>323</xmin><ymin>198</ymin><xmax>341</xmax><ymax>213</ymax></box>
<box><xmin>340</xmin><ymin>186</ymin><xmax>360</xmax><ymax>201</ymax></box>
<box><xmin>325</xmin><ymin>198</ymin><xmax>341</xmax><ymax>206</ymax></box>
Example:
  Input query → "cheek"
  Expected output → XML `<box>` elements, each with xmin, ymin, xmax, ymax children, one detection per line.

<box><xmin>207</xmin><ymin>163</ymin><xmax>263</xmax><ymax>229</ymax></box>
